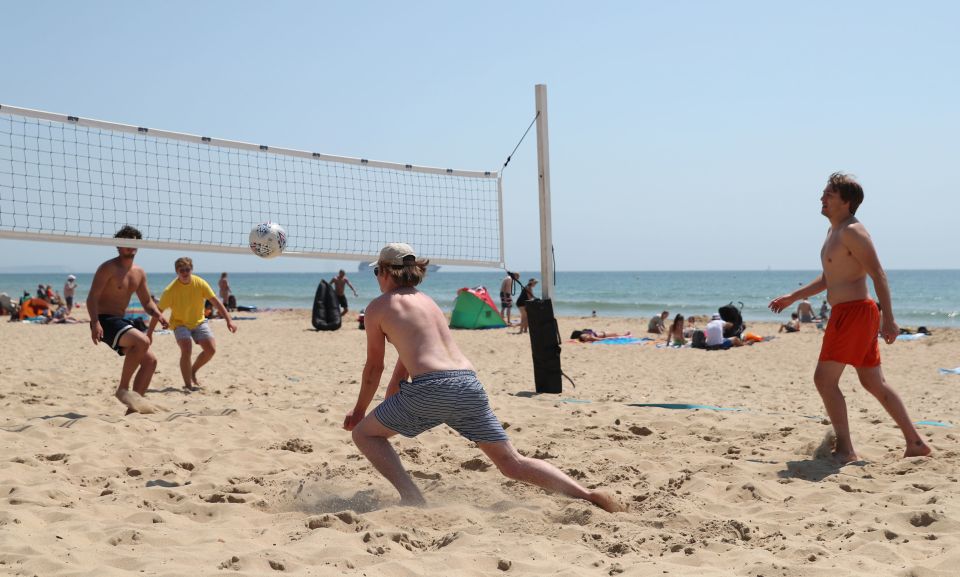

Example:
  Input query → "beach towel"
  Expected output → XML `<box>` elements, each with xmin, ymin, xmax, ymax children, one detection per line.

<box><xmin>592</xmin><ymin>337</ymin><xmax>653</xmax><ymax>345</ymax></box>
<box><xmin>896</xmin><ymin>333</ymin><xmax>928</xmax><ymax>341</ymax></box>
<box><xmin>938</xmin><ymin>367</ymin><xmax>960</xmax><ymax>375</ymax></box>
<box><xmin>626</xmin><ymin>402</ymin><xmax>744</xmax><ymax>412</ymax></box>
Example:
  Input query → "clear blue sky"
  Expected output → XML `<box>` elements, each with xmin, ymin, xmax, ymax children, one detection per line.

<box><xmin>2</xmin><ymin>1</ymin><xmax>957</xmax><ymax>272</ymax></box>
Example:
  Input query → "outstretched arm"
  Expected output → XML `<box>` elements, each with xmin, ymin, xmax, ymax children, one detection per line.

<box><xmin>346</xmin><ymin>279</ymin><xmax>358</xmax><ymax>296</ymax></box>
<box><xmin>211</xmin><ymin>297</ymin><xmax>237</xmax><ymax>333</ymax></box>
<box><xmin>86</xmin><ymin>264</ymin><xmax>108</xmax><ymax>345</ymax></box>
<box><xmin>842</xmin><ymin>226</ymin><xmax>897</xmax><ymax>343</ymax></box>
<box><xmin>769</xmin><ymin>275</ymin><xmax>826</xmax><ymax>314</ymax></box>
<box><xmin>136</xmin><ymin>276</ymin><xmax>168</xmax><ymax>330</ymax></box>
<box><xmin>384</xmin><ymin>359</ymin><xmax>409</xmax><ymax>399</ymax></box>
<box><xmin>344</xmin><ymin>305</ymin><xmax>387</xmax><ymax>431</ymax></box>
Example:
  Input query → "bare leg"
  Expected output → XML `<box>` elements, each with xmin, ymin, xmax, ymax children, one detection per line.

<box><xmin>177</xmin><ymin>338</ymin><xmax>194</xmax><ymax>390</ymax></box>
<box><xmin>813</xmin><ymin>361</ymin><xmax>857</xmax><ymax>463</ymax></box>
<box><xmin>479</xmin><ymin>440</ymin><xmax>624</xmax><ymax>512</ymax></box>
<box><xmin>855</xmin><ymin>365</ymin><xmax>931</xmax><ymax>458</ymax></box>
<box><xmin>115</xmin><ymin>330</ymin><xmax>157</xmax><ymax>414</ymax></box>
<box><xmin>351</xmin><ymin>413</ymin><xmax>425</xmax><ymax>506</ymax></box>
<box><xmin>191</xmin><ymin>338</ymin><xmax>217</xmax><ymax>387</ymax></box>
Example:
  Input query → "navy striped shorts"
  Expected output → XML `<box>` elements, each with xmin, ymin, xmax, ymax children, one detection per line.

<box><xmin>374</xmin><ymin>370</ymin><xmax>508</xmax><ymax>443</ymax></box>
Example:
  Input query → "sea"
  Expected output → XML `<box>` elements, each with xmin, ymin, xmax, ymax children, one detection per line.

<box><xmin>4</xmin><ymin>269</ymin><xmax>959</xmax><ymax>328</ymax></box>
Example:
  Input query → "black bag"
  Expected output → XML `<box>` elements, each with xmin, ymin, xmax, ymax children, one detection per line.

<box><xmin>525</xmin><ymin>298</ymin><xmax>563</xmax><ymax>394</ymax></box>
<box><xmin>311</xmin><ymin>280</ymin><xmax>342</xmax><ymax>331</ymax></box>
<box><xmin>719</xmin><ymin>301</ymin><xmax>745</xmax><ymax>339</ymax></box>
<box><xmin>691</xmin><ymin>329</ymin><xmax>707</xmax><ymax>349</ymax></box>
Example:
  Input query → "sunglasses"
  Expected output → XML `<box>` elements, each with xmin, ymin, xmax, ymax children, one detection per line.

<box><xmin>372</xmin><ymin>266</ymin><xmax>379</xmax><ymax>276</ymax></box>
<box><xmin>177</xmin><ymin>268</ymin><xmax>192</xmax><ymax>273</ymax></box>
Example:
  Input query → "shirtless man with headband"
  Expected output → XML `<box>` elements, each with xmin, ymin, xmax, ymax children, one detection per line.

<box><xmin>87</xmin><ymin>225</ymin><xmax>168</xmax><ymax>414</ymax></box>
<box><xmin>344</xmin><ymin>243</ymin><xmax>623</xmax><ymax>512</ymax></box>
<box><xmin>769</xmin><ymin>173</ymin><xmax>930</xmax><ymax>463</ymax></box>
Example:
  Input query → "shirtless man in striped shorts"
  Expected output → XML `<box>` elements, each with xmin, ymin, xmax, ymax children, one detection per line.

<box><xmin>343</xmin><ymin>242</ymin><xmax>623</xmax><ymax>512</ymax></box>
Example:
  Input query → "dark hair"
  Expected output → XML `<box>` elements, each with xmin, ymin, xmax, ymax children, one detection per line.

<box><xmin>826</xmin><ymin>172</ymin><xmax>864</xmax><ymax>215</ymax></box>
<box><xmin>379</xmin><ymin>256</ymin><xmax>430</xmax><ymax>287</ymax></box>
<box><xmin>114</xmin><ymin>225</ymin><xmax>143</xmax><ymax>239</ymax></box>
<box><xmin>570</xmin><ymin>330</ymin><xmax>583</xmax><ymax>340</ymax></box>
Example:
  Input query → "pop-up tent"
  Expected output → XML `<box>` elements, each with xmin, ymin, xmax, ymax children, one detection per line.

<box><xmin>449</xmin><ymin>287</ymin><xmax>506</xmax><ymax>329</ymax></box>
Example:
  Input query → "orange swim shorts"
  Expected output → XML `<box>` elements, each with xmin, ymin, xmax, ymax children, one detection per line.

<box><xmin>818</xmin><ymin>299</ymin><xmax>881</xmax><ymax>368</ymax></box>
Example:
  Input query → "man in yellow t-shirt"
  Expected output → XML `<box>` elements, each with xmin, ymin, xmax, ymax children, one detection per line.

<box><xmin>148</xmin><ymin>257</ymin><xmax>237</xmax><ymax>392</ymax></box>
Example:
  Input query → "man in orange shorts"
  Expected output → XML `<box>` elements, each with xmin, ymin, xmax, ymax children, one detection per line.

<box><xmin>769</xmin><ymin>172</ymin><xmax>930</xmax><ymax>463</ymax></box>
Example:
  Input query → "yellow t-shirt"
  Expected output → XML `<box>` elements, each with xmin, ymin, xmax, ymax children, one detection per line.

<box><xmin>158</xmin><ymin>275</ymin><xmax>216</xmax><ymax>330</ymax></box>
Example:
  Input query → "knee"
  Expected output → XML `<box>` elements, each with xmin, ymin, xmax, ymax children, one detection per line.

<box><xmin>493</xmin><ymin>454</ymin><xmax>525</xmax><ymax>480</ymax></box>
<box><xmin>142</xmin><ymin>350</ymin><xmax>158</xmax><ymax>370</ymax></box>
<box><xmin>813</xmin><ymin>373</ymin><xmax>838</xmax><ymax>393</ymax></box>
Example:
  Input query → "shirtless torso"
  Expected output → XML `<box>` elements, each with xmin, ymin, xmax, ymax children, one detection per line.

<box><xmin>367</xmin><ymin>288</ymin><xmax>473</xmax><ymax>378</ymax></box>
<box><xmin>820</xmin><ymin>218</ymin><xmax>871</xmax><ymax>306</ymax></box>
<box><xmin>89</xmin><ymin>255</ymin><xmax>148</xmax><ymax>318</ymax></box>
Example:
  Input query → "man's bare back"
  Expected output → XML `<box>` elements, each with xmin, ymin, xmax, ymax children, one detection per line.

<box><xmin>366</xmin><ymin>288</ymin><xmax>472</xmax><ymax>377</ymax></box>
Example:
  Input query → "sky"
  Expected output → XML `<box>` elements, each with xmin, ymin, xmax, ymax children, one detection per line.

<box><xmin>1</xmin><ymin>1</ymin><xmax>958</xmax><ymax>273</ymax></box>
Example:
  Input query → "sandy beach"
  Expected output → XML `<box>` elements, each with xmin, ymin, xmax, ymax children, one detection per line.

<box><xmin>1</xmin><ymin>310</ymin><xmax>957</xmax><ymax>576</ymax></box>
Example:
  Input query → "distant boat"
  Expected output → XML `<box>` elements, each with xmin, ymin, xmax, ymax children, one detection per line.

<box><xmin>358</xmin><ymin>261</ymin><xmax>440</xmax><ymax>272</ymax></box>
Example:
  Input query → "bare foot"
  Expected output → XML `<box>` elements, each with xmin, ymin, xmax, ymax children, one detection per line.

<box><xmin>116</xmin><ymin>389</ymin><xmax>156</xmax><ymax>414</ymax></box>
<box><xmin>589</xmin><ymin>490</ymin><xmax>626</xmax><ymax>513</ymax></box>
<box><xmin>904</xmin><ymin>440</ymin><xmax>932</xmax><ymax>458</ymax></box>
<box><xmin>183</xmin><ymin>384</ymin><xmax>200</xmax><ymax>393</ymax></box>
<box><xmin>190</xmin><ymin>371</ymin><xmax>202</xmax><ymax>388</ymax></box>
<box><xmin>398</xmin><ymin>496</ymin><xmax>427</xmax><ymax>507</ymax></box>
<box><xmin>832</xmin><ymin>450</ymin><xmax>859</xmax><ymax>465</ymax></box>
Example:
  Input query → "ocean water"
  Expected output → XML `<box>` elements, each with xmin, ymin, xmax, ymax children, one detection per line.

<box><xmin>3</xmin><ymin>269</ymin><xmax>958</xmax><ymax>328</ymax></box>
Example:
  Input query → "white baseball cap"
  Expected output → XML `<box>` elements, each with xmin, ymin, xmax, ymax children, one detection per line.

<box><xmin>370</xmin><ymin>243</ymin><xmax>417</xmax><ymax>266</ymax></box>
<box><xmin>67</xmin><ymin>275</ymin><xmax>76</xmax><ymax>281</ymax></box>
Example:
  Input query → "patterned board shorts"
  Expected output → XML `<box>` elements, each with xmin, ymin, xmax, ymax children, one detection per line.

<box><xmin>374</xmin><ymin>370</ymin><xmax>508</xmax><ymax>443</ymax></box>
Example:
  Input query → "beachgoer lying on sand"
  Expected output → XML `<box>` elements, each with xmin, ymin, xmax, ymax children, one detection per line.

<box><xmin>343</xmin><ymin>243</ymin><xmax>624</xmax><ymax>513</ymax></box>
<box><xmin>570</xmin><ymin>329</ymin><xmax>633</xmax><ymax>343</ymax></box>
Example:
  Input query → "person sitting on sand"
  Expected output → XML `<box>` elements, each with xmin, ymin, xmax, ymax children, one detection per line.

<box><xmin>705</xmin><ymin>313</ymin><xmax>742</xmax><ymax>349</ymax></box>
<box><xmin>779</xmin><ymin>312</ymin><xmax>801</xmax><ymax>333</ymax></box>
<box><xmin>147</xmin><ymin>257</ymin><xmax>237</xmax><ymax>393</ymax></box>
<box><xmin>570</xmin><ymin>329</ymin><xmax>633</xmax><ymax>343</ymax></box>
<box><xmin>797</xmin><ymin>298</ymin><xmax>817</xmax><ymax>323</ymax></box>
<box><xmin>343</xmin><ymin>243</ymin><xmax>624</xmax><ymax>512</ymax></box>
<box><xmin>647</xmin><ymin>310</ymin><xmax>669</xmax><ymax>334</ymax></box>
<box><xmin>665</xmin><ymin>314</ymin><xmax>686</xmax><ymax>346</ymax></box>
<box><xmin>87</xmin><ymin>225</ymin><xmax>168</xmax><ymax>415</ymax></box>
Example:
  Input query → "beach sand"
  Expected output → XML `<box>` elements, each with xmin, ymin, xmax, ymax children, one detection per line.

<box><xmin>1</xmin><ymin>311</ymin><xmax>957</xmax><ymax>576</ymax></box>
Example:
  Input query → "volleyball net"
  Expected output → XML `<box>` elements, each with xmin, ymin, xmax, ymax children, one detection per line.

<box><xmin>0</xmin><ymin>104</ymin><xmax>504</xmax><ymax>268</ymax></box>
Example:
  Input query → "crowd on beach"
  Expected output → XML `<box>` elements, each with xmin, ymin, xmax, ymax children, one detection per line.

<box><xmin>1</xmin><ymin>275</ymin><xmax>82</xmax><ymax>324</ymax></box>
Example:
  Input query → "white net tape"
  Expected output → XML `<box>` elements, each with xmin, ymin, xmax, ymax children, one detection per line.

<box><xmin>0</xmin><ymin>105</ymin><xmax>503</xmax><ymax>267</ymax></box>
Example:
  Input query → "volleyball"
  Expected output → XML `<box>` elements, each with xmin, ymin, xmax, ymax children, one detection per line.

<box><xmin>249</xmin><ymin>222</ymin><xmax>287</xmax><ymax>259</ymax></box>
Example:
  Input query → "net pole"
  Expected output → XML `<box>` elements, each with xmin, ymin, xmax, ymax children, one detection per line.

<box><xmin>535</xmin><ymin>84</ymin><xmax>554</xmax><ymax>299</ymax></box>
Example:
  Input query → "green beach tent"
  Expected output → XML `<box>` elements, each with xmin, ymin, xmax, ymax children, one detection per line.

<box><xmin>449</xmin><ymin>287</ymin><xmax>506</xmax><ymax>329</ymax></box>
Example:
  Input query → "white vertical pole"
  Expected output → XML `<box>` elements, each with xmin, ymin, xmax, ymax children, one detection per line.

<box><xmin>535</xmin><ymin>84</ymin><xmax>554</xmax><ymax>300</ymax></box>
